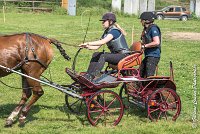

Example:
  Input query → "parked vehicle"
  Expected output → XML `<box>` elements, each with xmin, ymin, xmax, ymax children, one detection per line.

<box><xmin>153</xmin><ymin>5</ymin><xmax>191</xmax><ymax>21</ymax></box>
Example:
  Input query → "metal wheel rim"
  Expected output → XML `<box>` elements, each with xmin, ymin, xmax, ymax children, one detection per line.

<box><xmin>157</xmin><ymin>15</ymin><xmax>163</xmax><ymax>20</ymax></box>
<box><xmin>182</xmin><ymin>16</ymin><xmax>187</xmax><ymax>21</ymax></box>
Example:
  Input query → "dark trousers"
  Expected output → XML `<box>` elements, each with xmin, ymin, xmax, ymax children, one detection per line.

<box><xmin>139</xmin><ymin>56</ymin><xmax>160</xmax><ymax>78</ymax></box>
<box><xmin>87</xmin><ymin>52</ymin><xmax>127</xmax><ymax>76</ymax></box>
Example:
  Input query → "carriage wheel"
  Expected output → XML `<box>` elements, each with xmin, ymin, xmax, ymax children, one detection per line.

<box><xmin>87</xmin><ymin>90</ymin><xmax>124</xmax><ymax>126</ymax></box>
<box><xmin>146</xmin><ymin>88</ymin><xmax>181</xmax><ymax>121</ymax></box>
<box><xmin>65</xmin><ymin>94</ymin><xmax>86</xmax><ymax>114</ymax></box>
<box><xmin>65</xmin><ymin>85</ymin><xmax>86</xmax><ymax>114</ymax></box>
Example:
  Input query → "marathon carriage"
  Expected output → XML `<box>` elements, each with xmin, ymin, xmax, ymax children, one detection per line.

<box><xmin>64</xmin><ymin>41</ymin><xmax>181</xmax><ymax>125</ymax></box>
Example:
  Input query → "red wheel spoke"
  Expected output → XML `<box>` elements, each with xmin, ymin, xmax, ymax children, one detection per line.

<box><xmin>94</xmin><ymin>111</ymin><xmax>104</xmax><ymax>124</ymax></box>
<box><xmin>106</xmin><ymin>110</ymin><xmax>114</xmax><ymax>116</ymax></box>
<box><xmin>104</xmin><ymin>111</ymin><xmax>107</xmax><ymax>126</ymax></box>
<box><xmin>149</xmin><ymin>107</ymin><xmax>160</xmax><ymax>113</ymax></box>
<box><xmin>165</xmin><ymin>92</ymin><xmax>171</xmax><ymax>102</ymax></box>
<box><xmin>106</xmin><ymin>97</ymin><xmax>117</xmax><ymax>109</ymax></box>
<box><xmin>168</xmin><ymin>100</ymin><xmax>178</xmax><ymax>106</ymax></box>
<box><xmin>164</xmin><ymin>111</ymin><xmax>168</xmax><ymax>120</ymax></box>
<box><xmin>157</xmin><ymin>111</ymin><xmax>162</xmax><ymax>120</ymax></box>
<box><xmin>158</xmin><ymin>92</ymin><xmax>164</xmax><ymax>102</ymax></box>
<box><xmin>107</xmin><ymin>107</ymin><xmax>122</xmax><ymax>112</ymax></box>
<box><xmin>89</xmin><ymin>109</ymin><xmax>102</xmax><ymax>113</ymax></box>
<box><xmin>107</xmin><ymin>108</ymin><xmax>122</xmax><ymax>118</ymax></box>
<box><xmin>168</xmin><ymin>101</ymin><xmax>179</xmax><ymax>110</ymax></box>
<box><xmin>93</xmin><ymin>99</ymin><xmax>104</xmax><ymax>109</ymax></box>
<box><xmin>106</xmin><ymin>111</ymin><xmax>115</xmax><ymax>123</ymax></box>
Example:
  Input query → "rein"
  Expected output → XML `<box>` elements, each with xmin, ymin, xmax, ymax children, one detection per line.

<box><xmin>0</xmin><ymin>74</ymin><xmax>52</xmax><ymax>90</ymax></box>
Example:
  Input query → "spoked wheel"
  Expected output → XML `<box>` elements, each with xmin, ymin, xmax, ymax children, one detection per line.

<box><xmin>87</xmin><ymin>90</ymin><xmax>124</xmax><ymax>126</ymax></box>
<box><xmin>146</xmin><ymin>88</ymin><xmax>181</xmax><ymax>121</ymax></box>
<box><xmin>65</xmin><ymin>85</ymin><xmax>86</xmax><ymax>114</ymax></box>
<box><xmin>65</xmin><ymin>94</ymin><xmax>85</xmax><ymax>114</ymax></box>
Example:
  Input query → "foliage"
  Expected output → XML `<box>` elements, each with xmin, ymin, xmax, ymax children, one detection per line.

<box><xmin>179</xmin><ymin>0</ymin><xmax>190</xmax><ymax>3</ymax></box>
<box><xmin>76</xmin><ymin>7</ymin><xmax>108</xmax><ymax>16</ymax></box>
<box><xmin>1</xmin><ymin>3</ymin><xmax>20</xmax><ymax>13</ymax></box>
<box><xmin>52</xmin><ymin>5</ymin><xmax>67</xmax><ymax>15</ymax></box>
<box><xmin>191</xmin><ymin>12</ymin><xmax>200</xmax><ymax>20</ymax></box>
<box><xmin>77</xmin><ymin>0</ymin><xmax>111</xmax><ymax>9</ymax></box>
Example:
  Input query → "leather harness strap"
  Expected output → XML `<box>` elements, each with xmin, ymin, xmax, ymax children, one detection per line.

<box><xmin>11</xmin><ymin>33</ymin><xmax>48</xmax><ymax>70</ymax></box>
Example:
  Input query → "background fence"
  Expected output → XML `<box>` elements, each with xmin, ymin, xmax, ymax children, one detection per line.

<box><xmin>0</xmin><ymin>0</ymin><xmax>61</xmax><ymax>11</ymax></box>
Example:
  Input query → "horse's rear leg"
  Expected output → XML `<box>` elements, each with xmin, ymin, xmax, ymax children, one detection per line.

<box><xmin>18</xmin><ymin>78</ymin><xmax>44</xmax><ymax>124</ymax></box>
<box><xmin>5</xmin><ymin>76</ymin><xmax>32</xmax><ymax>127</ymax></box>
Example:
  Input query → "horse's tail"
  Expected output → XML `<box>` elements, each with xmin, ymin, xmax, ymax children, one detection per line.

<box><xmin>48</xmin><ymin>38</ymin><xmax>71</xmax><ymax>61</ymax></box>
<box><xmin>27</xmin><ymin>33</ymin><xmax>71</xmax><ymax>61</ymax></box>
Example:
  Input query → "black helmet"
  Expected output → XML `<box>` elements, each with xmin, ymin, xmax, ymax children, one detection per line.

<box><xmin>140</xmin><ymin>12</ymin><xmax>156</xmax><ymax>22</ymax></box>
<box><xmin>99</xmin><ymin>12</ymin><xmax>116</xmax><ymax>22</ymax></box>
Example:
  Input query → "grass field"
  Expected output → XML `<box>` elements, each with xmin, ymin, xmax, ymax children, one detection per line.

<box><xmin>0</xmin><ymin>12</ymin><xmax>200</xmax><ymax>134</ymax></box>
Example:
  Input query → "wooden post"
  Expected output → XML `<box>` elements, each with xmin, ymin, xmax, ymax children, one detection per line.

<box><xmin>62</xmin><ymin>0</ymin><xmax>68</xmax><ymax>9</ymax></box>
<box><xmin>3</xmin><ymin>6</ymin><xmax>5</xmax><ymax>23</ymax></box>
<box><xmin>32</xmin><ymin>1</ymin><xmax>35</xmax><ymax>11</ymax></box>
<box><xmin>3</xmin><ymin>0</ymin><xmax>6</xmax><ymax>23</ymax></box>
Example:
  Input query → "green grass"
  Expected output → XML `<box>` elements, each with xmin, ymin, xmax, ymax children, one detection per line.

<box><xmin>0</xmin><ymin>12</ymin><xmax>200</xmax><ymax>134</ymax></box>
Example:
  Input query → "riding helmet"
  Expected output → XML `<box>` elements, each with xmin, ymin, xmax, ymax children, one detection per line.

<box><xmin>99</xmin><ymin>12</ymin><xmax>116</xmax><ymax>22</ymax></box>
<box><xmin>140</xmin><ymin>12</ymin><xmax>156</xmax><ymax>22</ymax></box>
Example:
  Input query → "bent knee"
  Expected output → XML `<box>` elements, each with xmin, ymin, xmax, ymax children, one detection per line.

<box><xmin>33</xmin><ymin>90</ymin><xmax>44</xmax><ymax>97</ymax></box>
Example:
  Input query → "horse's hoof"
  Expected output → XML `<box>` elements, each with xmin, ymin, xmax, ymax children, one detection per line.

<box><xmin>19</xmin><ymin>116</ymin><xmax>26</xmax><ymax>125</ymax></box>
<box><xmin>4</xmin><ymin>119</ymin><xmax>13</xmax><ymax>127</ymax></box>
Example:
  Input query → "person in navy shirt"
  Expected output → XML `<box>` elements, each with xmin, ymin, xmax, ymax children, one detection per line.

<box><xmin>139</xmin><ymin>12</ymin><xmax>162</xmax><ymax>78</ymax></box>
<box><xmin>79</xmin><ymin>12</ymin><xmax>129</xmax><ymax>81</ymax></box>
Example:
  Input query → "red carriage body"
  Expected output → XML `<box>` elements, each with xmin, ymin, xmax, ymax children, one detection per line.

<box><xmin>65</xmin><ymin>42</ymin><xmax>181</xmax><ymax>126</ymax></box>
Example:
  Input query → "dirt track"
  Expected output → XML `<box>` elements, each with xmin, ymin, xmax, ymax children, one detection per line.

<box><xmin>166</xmin><ymin>32</ymin><xmax>200</xmax><ymax>41</ymax></box>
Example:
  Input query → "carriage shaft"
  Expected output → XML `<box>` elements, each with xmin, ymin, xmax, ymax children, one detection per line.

<box><xmin>0</xmin><ymin>65</ymin><xmax>83</xmax><ymax>99</ymax></box>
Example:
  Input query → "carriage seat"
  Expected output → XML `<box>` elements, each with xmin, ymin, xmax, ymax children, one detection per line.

<box><xmin>108</xmin><ymin>42</ymin><xmax>143</xmax><ymax>71</ymax></box>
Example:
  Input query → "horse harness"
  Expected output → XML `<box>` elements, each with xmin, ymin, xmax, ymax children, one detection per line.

<box><xmin>11</xmin><ymin>33</ymin><xmax>48</xmax><ymax>71</ymax></box>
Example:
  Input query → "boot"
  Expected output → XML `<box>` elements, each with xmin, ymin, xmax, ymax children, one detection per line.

<box><xmin>82</xmin><ymin>73</ymin><xmax>95</xmax><ymax>81</ymax></box>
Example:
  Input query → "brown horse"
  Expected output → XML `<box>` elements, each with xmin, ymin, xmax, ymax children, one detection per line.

<box><xmin>0</xmin><ymin>33</ymin><xmax>70</xmax><ymax>127</ymax></box>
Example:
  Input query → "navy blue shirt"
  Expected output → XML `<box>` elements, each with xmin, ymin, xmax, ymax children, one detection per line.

<box><xmin>107</xmin><ymin>29</ymin><xmax>121</xmax><ymax>40</ymax></box>
<box><xmin>144</xmin><ymin>26</ymin><xmax>161</xmax><ymax>58</ymax></box>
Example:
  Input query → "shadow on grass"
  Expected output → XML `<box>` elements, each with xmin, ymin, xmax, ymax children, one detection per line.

<box><xmin>0</xmin><ymin>103</ymin><xmax>89</xmax><ymax>127</ymax></box>
<box><xmin>0</xmin><ymin>100</ymin><xmax>149</xmax><ymax>127</ymax></box>
<box><xmin>123</xmin><ymin>103</ymin><xmax>149</xmax><ymax>122</ymax></box>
